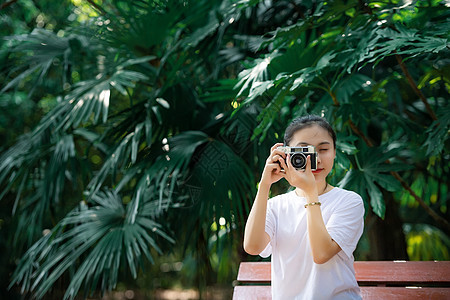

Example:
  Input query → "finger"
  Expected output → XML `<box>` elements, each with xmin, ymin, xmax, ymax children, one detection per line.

<box><xmin>285</xmin><ymin>153</ymin><xmax>294</xmax><ymax>172</ymax></box>
<box><xmin>268</xmin><ymin>152</ymin><xmax>286</xmax><ymax>164</ymax></box>
<box><xmin>305</xmin><ymin>155</ymin><xmax>312</xmax><ymax>173</ymax></box>
<box><xmin>271</xmin><ymin>154</ymin><xmax>280</xmax><ymax>163</ymax></box>
<box><xmin>278</xmin><ymin>156</ymin><xmax>288</xmax><ymax>170</ymax></box>
<box><xmin>267</xmin><ymin>156</ymin><xmax>281</xmax><ymax>166</ymax></box>
<box><xmin>270</xmin><ymin>149</ymin><xmax>287</xmax><ymax>159</ymax></box>
<box><xmin>267</xmin><ymin>163</ymin><xmax>281</xmax><ymax>171</ymax></box>
<box><xmin>270</xmin><ymin>143</ymin><xmax>285</xmax><ymax>152</ymax></box>
<box><xmin>267</xmin><ymin>163</ymin><xmax>283</xmax><ymax>175</ymax></box>
<box><xmin>274</xmin><ymin>163</ymin><xmax>281</xmax><ymax>174</ymax></box>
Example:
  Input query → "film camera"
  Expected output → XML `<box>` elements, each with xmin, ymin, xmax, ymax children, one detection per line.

<box><xmin>277</xmin><ymin>145</ymin><xmax>318</xmax><ymax>170</ymax></box>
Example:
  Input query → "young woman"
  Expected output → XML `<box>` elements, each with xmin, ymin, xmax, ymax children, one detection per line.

<box><xmin>244</xmin><ymin>115</ymin><xmax>364</xmax><ymax>299</ymax></box>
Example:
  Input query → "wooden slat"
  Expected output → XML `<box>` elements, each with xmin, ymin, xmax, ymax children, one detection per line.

<box><xmin>233</xmin><ymin>286</ymin><xmax>271</xmax><ymax>300</ymax></box>
<box><xmin>236</xmin><ymin>261</ymin><xmax>450</xmax><ymax>285</ymax></box>
<box><xmin>361</xmin><ymin>287</ymin><xmax>450</xmax><ymax>299</ymax></box>
<box><xmin>355</xmin><ymin>261</ymin><xmax>450</xmax><ymax>286</ymax></box>
<box><xmin>236</xmin><ymin>262</ymin><xmax>271</xmax><ymax>283</ymax></box>
<box><xmin>233</xmin><ymin>286</ymin><xmax>450</xmax><ymax>300</ymax></box>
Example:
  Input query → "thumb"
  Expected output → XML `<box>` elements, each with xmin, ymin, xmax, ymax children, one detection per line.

<box><xmin>305</xmin><ymin>155</ymin><xmax>312</xmax><ymax>173</ymax></box>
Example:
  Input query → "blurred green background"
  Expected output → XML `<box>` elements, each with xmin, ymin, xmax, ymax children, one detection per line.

<box><xmin>0</xmin><ymin>0</ymin><xmax>449</xmax><ymax>299</ymax></box>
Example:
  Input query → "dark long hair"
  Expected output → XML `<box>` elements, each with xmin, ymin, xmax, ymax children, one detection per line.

<box><xmin>284</xmin><ymin>115</ymin><xmax>336</xmax><ymax>148</ymax></box>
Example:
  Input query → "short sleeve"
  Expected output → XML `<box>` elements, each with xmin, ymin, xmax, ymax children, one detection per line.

<box><xmin>259</xmin><ymin>199</ymin><xmax>276</xmax><ymax>258</ymax></box>
<box><xmin>326</xmin><ymin>194</ymin><xmax>364</xmax><ymax>259</ymax></box>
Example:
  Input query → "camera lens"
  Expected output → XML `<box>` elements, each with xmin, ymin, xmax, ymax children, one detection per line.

<box><xmin>291</xmin><ymin>153</ymin><xmax>306</xmax><ymax>169</ymax></box>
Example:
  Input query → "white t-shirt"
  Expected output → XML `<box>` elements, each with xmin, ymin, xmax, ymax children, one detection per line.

<box><xmin>260</xmin><ymin>187</ymin><xmax>364</xmax><ymax>300</ymax></box>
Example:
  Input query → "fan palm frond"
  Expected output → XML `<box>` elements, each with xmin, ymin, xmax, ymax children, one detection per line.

<box><xmin>10</xmin><ymin>189</ymin><xmax>173</xmax><ymax>300</ymax></box>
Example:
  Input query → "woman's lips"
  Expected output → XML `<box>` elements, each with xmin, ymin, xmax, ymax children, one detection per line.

<box><xmin>312</xmin><ymin>168</ymin><xmax>324</xmax><ymax>174</ymax></box>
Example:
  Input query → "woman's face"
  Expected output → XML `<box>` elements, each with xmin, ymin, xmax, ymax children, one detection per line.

<box><xmin>288</xmin><ymin>124</ymin><xmax>336</xmax><ymax>183</ymax></box>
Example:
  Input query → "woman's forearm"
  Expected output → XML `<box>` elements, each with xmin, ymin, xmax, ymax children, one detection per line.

<box><xmin>305</xmin><ymin>194</ymin><xmax>341</xmax><ymax>264</ymax></box>
<box><xmin>243</xmin><ymin>182</ymin><xmax>271</xmax><ymax>255</ymax></box>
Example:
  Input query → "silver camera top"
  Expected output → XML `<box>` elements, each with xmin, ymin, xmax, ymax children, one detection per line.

<box><xmin>277</xmin><ymin>145</ymin><xmax>316</xmax><ymax>153</ymax></box>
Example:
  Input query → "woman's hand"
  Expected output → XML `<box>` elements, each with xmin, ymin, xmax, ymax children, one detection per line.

<box><xmin>278</xmin><ymin>154</ymin><xmax>318</xmax><ymax>196</ymax></box>
<box><xmin>260</xmin><ymin>143</ymin><xmax>287</xmax><ymax>186</ymax></box>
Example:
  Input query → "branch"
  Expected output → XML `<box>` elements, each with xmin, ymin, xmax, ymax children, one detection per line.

<box><xmin>86</xmin><ymin>0</ymin><xmax>106</xmax><ymax>15</ymax></box>
<box><xmin>390</xmin><ymin>171</ymin><xmax>450</xmax><ymax>231</ymax></box>
<box><xmin>330</xmin><ymin>92</ymin><xmax>374</xmax><ymax>147</ymax></box>
<box><xmin>395</xmin><ymin>53</ymin><xmax>437</xmax><ymax>120</ymax></box>
<box><xmin>330</xmin><ymin>91</ymin><xmax>449</xmax><ymax>231</ymax></box>
<box><xmin>329</xmin><ymin>89</ymin><xmax>340</xmax><ymax>106</ymax></box>
<box><xmin>0</xmin><ymin>0</ymin><xmax>18</xmax><ymax>10</ymax></box>
<box><xmin>348</xmin><ymin>119</ymin><xmax>374</xmax><ymax>147</ymax></box>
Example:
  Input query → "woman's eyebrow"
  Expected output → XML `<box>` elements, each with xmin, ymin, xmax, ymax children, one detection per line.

<box><xmin>295</xmin><ymin>141</ymin><xmax>331</xmax><ymax>146</ymax></box>
<box><xmin>317</xmin><ymin>142</ymin><xmax>331</xmax><ymax>146</ymax></box>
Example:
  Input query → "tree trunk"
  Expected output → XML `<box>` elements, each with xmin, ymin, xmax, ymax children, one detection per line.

<box><xmin>365</xmin><ymin>189</ymin><xmax>408</xmax><ymax>260</ymax></box>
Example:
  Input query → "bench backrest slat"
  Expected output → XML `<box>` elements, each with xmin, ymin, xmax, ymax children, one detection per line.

<box><xmin>355</xmin><ymin>261</ymin><xmax>450</xmax><ymax>285</ymax></box>
<box><xmin>237</xmin><ymin>261</ymin><xmax>450</xmax><ymax>285</ymax></box>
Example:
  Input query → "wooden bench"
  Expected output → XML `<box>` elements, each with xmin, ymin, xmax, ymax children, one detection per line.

<box><xmin>233</xmin><ymin>261</ymin><xmax>450</xmax><ymax>299</ymax></box>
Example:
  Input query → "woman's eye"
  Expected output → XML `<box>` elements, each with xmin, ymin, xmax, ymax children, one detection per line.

<box><xmin>319</xmin><ymin>149</ymin><xmax>328</xmax><ymax>152</ymax></box>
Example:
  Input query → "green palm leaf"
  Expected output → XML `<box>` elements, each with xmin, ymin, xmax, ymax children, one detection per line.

<box><xmin>424</xmin><ymin>104</ymin><xmax>450</xmax><ymax>156</ymax></box>
<box><xmin>10</xmin><ymin>189</ymin><xmax>173</xmax><ymax>300</ymax></box>
<box><xmin>338</xmin><ymin>144</ymin><xmax>413</xmax><ymax>218</ymax></box>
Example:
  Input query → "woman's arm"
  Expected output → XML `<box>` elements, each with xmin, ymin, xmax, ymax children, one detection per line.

<box><xmin>243</xmin><ymin>182</ymin><xmax>271</xmax><ymax>255</ymax></box>
<box><xmin>243</xmin><ymin>143</ymin><xmax>286</xmax><ymax>255</ymax></box>
<box><xmin>304</xmin><ymin>193</ymin><xmax>341</xmax><ymax>264</ymax></box>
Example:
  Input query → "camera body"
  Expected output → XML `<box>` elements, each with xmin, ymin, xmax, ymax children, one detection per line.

<box><xmin>277</xmin><ymin>146</ymin><xmax>318</xmax><ymax>170</ymax></box>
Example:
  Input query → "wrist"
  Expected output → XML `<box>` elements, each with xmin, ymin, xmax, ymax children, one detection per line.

<box><xmin>258</xmin><ymin>180</ymin><xmax>271</xmax><ymax>191</ymax></box>
<box><xmin>259</xmin><ymin>171</ymin><xmax>274</xmax><ymax>187</ymax></box>
<box><xmin>304</xmin><ymin>190</ymin><xmax>319</xmax><ymax>203</ymax></box>
<box><xmin>255</xmin><ymin>182</ymin><xmax>271</xmax><ymax>203</ymax></box>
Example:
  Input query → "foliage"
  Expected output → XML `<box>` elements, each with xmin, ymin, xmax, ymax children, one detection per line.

<box><xmin>232</xmin><ymin>0</ymin><xmax>450</xmax><ymax>220</ymax></box>
<box><xmin>404</xmin><ymin>224</ymin><xmax>450</xmax><ymax>261</ymax></box>
<box><xmin>0</xmin><ymin>0</ymin><xmax>449</xmax><ymax>299</ymax></box>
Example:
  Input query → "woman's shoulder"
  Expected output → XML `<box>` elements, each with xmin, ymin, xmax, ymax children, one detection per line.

<box><xmin>334</xmin><ymin>186</ymin><xmax>361</xmax><ymax>197</ymax></box>
<box><xmin>327</xmin><ymin>187</ymin><xmax>363</xmax><ymax>204</ymax></box>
